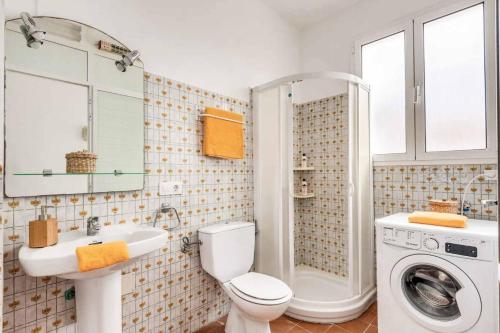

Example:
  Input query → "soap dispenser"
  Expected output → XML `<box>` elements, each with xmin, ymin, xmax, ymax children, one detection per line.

<box><xmin>29</xmin><ymin>205</ymin><xmax>58</xmax><ymax>248</ymax></box>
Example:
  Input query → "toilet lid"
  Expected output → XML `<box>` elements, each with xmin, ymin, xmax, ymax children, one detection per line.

<box><xmin>230</xmin><ymin>272</ymin><xmax>291</xmax><ymax>301</ymax></box>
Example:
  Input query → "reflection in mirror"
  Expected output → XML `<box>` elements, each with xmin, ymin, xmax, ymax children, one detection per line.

<box><xmin>4</xmin><ymin>16</ymin><xmax>144</xmax><ymax>197</ymax></box>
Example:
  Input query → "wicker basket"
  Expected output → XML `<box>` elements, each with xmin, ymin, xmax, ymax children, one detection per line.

<box><xmin>428</xmin><ymin>199</ymin><xmax>459</xmax><ymax>214</ymax></box>
<box><xmin>65</xmin><ymin>150</ymin><xmax>97</xmax><ymax>173</ymax></box>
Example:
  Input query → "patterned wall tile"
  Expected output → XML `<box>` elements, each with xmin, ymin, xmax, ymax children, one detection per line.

<box><xmin>373</xmin><ymin>164</ymin><xmax>497</xmax><ymax>220</ymax></box>
<box><xmin>293</xmin><ymin>94</ymin><xmax>349</xmax><ymax>279</ymax></box>
<box><xmin>1</xmin><ymin>69</ymin><xmax>497</xmax><ymax>333</ymax></box>
<box><xmin>2</xmin><ymin>73</ymin><xmax>254</xmax><ymax>333</ymax></box>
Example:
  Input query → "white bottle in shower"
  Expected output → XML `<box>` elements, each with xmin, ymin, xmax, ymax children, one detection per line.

<box><xmin>301</xmin><ymin>153</ymin><xmax>308</xmax><ymax>168</ymax></box>
<box><xmin>301</xmin><ymin>178</ymin><xmax>308</xmax><ymax>195</ymax></box>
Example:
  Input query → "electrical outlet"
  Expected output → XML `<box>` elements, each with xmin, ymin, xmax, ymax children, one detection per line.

<box><xmin>159</xmin><ymin>181</ymin><xmax>182</xmax><ymax>196</ymax></box>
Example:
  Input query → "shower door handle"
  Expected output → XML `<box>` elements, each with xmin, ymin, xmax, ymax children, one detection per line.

<box><xmin>349</xmin><ymin>183</ymin><xmax>355</xmax><ymax>196</ymax></box>
<box><xmin>413</xmin><ymin>85</ymin><xmax>422</xmax><ymax>104</ymax></box>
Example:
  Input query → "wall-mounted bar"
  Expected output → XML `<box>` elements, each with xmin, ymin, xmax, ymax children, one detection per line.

<box><xmin>199</xmin><ymin>113</ymin><xmax>244</xmax><ymax>124</ymax></box>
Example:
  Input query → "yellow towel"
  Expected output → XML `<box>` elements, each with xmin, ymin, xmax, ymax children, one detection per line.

<box><xmin>76</xmin><ymin>241</ymin><xmax>129</xmax><ymax>272</ymax></box>
<box><xmin>203</xmin><ymin>107</ymin><xmax>244</xmax><ymax>159</ymax></box>
<box><xmin>408</xmin><ymin>211</ymin><xmax>468</xmax><ymax>228</ymax></box>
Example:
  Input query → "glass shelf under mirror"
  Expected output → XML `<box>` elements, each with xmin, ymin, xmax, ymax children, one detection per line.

<box><xmin>14</xmin><ymin>171</ymin><xmax>146</xmax><ymax>176</ymax></box>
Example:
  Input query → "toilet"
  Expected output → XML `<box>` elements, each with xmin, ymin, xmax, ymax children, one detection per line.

<box><xmin>198</xmin><ymin>222</ymin><xmax>293</xmax><ymax>333</ymax></box>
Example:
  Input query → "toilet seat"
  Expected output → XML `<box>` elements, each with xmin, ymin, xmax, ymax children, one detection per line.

<box><xmin>229</xmin><ymin>272</ymin><xmax>293</xmax><ymax>305</ymax></box>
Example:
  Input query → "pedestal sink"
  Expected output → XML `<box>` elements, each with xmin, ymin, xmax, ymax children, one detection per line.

<box><xmin>19</xmin><ymin>224</ymin><xmax>168</xmax><ymax>333</ymax></box>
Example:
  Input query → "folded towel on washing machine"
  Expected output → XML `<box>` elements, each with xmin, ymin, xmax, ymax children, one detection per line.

<box><xmin>408</xmin><ymin>211</ymin><xmax>467</xmax><ymax>228</ymax></box>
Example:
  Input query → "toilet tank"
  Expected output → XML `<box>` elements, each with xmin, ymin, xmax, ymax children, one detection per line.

<box><xmin>198</xmin><ymin>222</ymin><xmax>255</xmax><ymax>282</ymax></box>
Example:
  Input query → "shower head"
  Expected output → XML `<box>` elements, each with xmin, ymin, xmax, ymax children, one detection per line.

<box><xmin>20</xmin><ymin>12</ymin><xmax>46</xmax><ymax>49</ymax></box>
<box><xmin>115</xmin><ymin>49</ymin><xmax>140</xmax><ymax>72</ymax></box>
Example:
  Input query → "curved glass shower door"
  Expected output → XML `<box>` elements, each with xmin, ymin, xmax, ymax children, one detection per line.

<box><xmin>253</xmin><ymin>72</ymin><xmax>375</xmax><ymax>323</ymax></box>
<box><xmin>292</xmin><ymin>87</ymin><xmax>351</xmax><ymax>298</ymax></box>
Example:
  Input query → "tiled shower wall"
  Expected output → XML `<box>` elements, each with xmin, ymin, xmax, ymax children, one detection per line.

<box><xmin>373</xmin><ymin>164</ymin><xmax>497</xmax><ymax>220</ymax></box>
<box><xmin>293</xmin><ymin>94</ymin><xmax>349</xmax><ymax>279</ymax></box>
<box><xmin>291</xmin><ymin>92</ymin><xmax>498</xmax><ymax>281</ymax></box>
<box><xmin>2</xmin><ymin>73</ymin><xmax>254</xmax><ymax>333</ymax></box>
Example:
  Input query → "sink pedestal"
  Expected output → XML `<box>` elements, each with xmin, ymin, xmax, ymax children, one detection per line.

<box><xmin>18</xmin><ymin>224</ymin><xmax>168</xmax><ymax>333</ymax></box>
<box><xmin>75</xmin><ymin>271</ymin><xmax>122</xmax><ymax>333</ymax></box>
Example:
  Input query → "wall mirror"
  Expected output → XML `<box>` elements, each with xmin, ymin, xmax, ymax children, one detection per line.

<box><xmin>4</xmin><ymin>16</ymin><xmax>144</xmax><ymax>197</ymax></box>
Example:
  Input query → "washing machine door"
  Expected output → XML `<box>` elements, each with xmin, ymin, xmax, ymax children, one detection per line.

<box><xmin>391</xmin><ymin>254</ymin><xmax>481</xmax><ymax>333</ymax></box>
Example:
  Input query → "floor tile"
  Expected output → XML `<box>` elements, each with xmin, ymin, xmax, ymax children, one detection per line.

<box><xmin>325</xmin><ymin>325</ymin><xmax>349</xmax><ymax>333</ymax></box>
<box><xmin>195</xmin><ymin>301</ymin><xmax>378</xmax><ymax>333</ymax></box>
<box><xmin>296</xmin><ymin>321</ymin><xmax>332</xmax><ymax>333</ymax></box>
<box><xmin>209</xmin><ymin>325</ymin><xmax>226</xmax><ymax>333</ymax></box>
<box><xmin>216</xmin><ymin>315</ymin><xmax>228</xmax><ymax>325</ymax></box>
<box><xmin>287</xmin><ymin>326</ymin><xmax>311</xmax><ymax>333</ymax></box>
<box><xmin>364</xmin><ymin>324</ymin><xmax>377</xmax><ymax>333</ymax></box>
<box><xmin>195</xmin><ymin>321</ymin><xmax>224</xmax><ymax>333</ymax></box>
<box><xmin>368</xmin><ymin>303</ymin><xmax>377</xmax><ymax>313</ymax></box>
<box><xmin>357</xmin><ymin>308</ymin><xmax>376</xmax><ymax>325</ymax></box>
<box><xmin>336</xmin><ymin>320</ymin><xmax>370</xmax><ymax>333</ymax></box>
<box><xmin>270</xmin><ymin>316</ymin><xmax>297</xmax><ymax>332</ymax></box>
<box><xmin>284</xmin><ymin>315</ymin><xmax>302</xmax><ymax>324</ymax></box>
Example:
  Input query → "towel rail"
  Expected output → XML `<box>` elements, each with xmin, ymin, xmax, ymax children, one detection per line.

<box><xmin>199</xmin><ymin>113</ymin><xmax>244</xmax><ymax>124</ymax></box>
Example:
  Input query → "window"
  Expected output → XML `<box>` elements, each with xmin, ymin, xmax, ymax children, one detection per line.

<box><xmin>357</xmin><ymin>0</ymin><xmax>496</xmax><ymax>162</ymax></box>
<box><xmin>362</xmin><ymin>32</ymin><xmax>406</xmax><ymax>155</ymax></box>
<box><xmin>421</xmin><ymin>4</ymin><xmax>486</xmax><ymax>152</ymax></box>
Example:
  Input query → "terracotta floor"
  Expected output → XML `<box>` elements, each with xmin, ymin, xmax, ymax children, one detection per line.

<box><xmin>196</xmin><ymin>302</ymin><xmax>377</xmax><ymax>333</ymax></box>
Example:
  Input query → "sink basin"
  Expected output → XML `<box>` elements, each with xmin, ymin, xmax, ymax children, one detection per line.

<box><xmin>18</xmin><ymin>224</ymin><xmax>168</xmax><ymax>333</ymax></box>
<box><xmin>19</xmin><ymin>224</ymin><xmax>167</xmax><ymax>279</ymax></box>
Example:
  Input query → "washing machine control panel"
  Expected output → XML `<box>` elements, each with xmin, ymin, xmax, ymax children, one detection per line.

<box><xmin>382</xmin><ymin>227</ymin><xmax>495</xmax><ymax>260</ymax></box>
<box><xmin>382</xmin><ymin>227</ymin><xmax>421</xmax><ymax>249</ymax></box>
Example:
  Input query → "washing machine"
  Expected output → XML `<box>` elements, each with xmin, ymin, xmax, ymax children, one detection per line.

<box><xmin>376</xmin><ymin>213</ymin><xmax>498</xmax><ymax>333</ymax></box>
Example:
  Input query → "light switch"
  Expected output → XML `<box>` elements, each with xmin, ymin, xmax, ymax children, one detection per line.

<box><xmin>159</xmin><ymin>181</ymin><xmax>182</xmax><ymax>196</ymax></box>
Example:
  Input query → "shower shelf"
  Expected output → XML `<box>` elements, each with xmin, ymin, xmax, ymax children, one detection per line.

<box><xmin>293</xmin><ymin>193</ymin><xmax>315</xmax><ymax>199</ymax></box>
<box><xmin>293</xmin><ymin>167</ymin><xmax>315</xmax><ymax>171</ymax></box>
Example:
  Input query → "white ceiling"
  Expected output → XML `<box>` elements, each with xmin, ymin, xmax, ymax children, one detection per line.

<box><xmin>261</xmin><ymin>0</ymin><xmax>363</xmax><ymax>29</ymax></box>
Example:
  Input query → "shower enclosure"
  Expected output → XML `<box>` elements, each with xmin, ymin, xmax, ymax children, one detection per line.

<box><xmin>252</xmin><ymin>72</ymin><xmax>375</xmax><ymax>323</ymax></box>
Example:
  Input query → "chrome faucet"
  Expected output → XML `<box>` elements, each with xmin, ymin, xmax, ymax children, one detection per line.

<box><xmin>482</xmin><ymin>199</ymin><xmax>498</xmax><ymax>207</ymax></box>
<box><xmin>87</xmin><ymin>217</ymin><xmax>100</xmax><ymax>236</ymax></box>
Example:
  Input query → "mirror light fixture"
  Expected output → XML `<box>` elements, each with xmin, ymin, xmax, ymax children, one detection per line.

<box><xmin>20</xmin><ymin>12</ymin><xmax>46</xmax><ymax>49</ymax></box>
<box><xmin>115</xmin><ymin>50</ymin><xmax>140</xmax><ymax>72</ymax></box>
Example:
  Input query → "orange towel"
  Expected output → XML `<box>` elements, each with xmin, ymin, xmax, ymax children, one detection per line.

<box><xmin>203</xmin><ymin>107</ymin><xmax>244</xmax><ymax>159</ymax></box>
<box><xmin>408</xmin><ymin>211</ymin><xmax>468</xmax><ymax>228</ymax></box>
<box><xmin>76</xmin><ymin>241</ymin><xmax>129</xmax><ymax>272</ymax></box>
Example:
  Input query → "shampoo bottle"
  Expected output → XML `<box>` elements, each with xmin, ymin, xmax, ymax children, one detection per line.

<box><xmin>301</xmin><ymin>178</ymin><xmax>308</xmax><ymax>195</ymax></box>
<box><xmin>301</xmin><ymin>153</ymin><xmax>308</xmax><ymax>168</ymax></box>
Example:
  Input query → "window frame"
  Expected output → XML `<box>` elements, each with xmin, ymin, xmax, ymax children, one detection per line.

<box><xmin>413</xmin><ymin>0</ymin><xmax>497</xmax><ymax>161</ymax></box>
<box><xmin>355</xmin><ymin>22</ymin><xmax>415</xmax><ymax>162</ymax></box>
<box><xmin>355</xmin><ymin>0</ymin><xmax>497</xmax><ymax>163</ymax></box>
